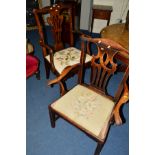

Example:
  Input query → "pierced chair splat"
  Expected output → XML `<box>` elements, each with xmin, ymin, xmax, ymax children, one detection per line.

<box><xmin>48</xmin><ymin>36</ymin><xmax>129</xmax><ymax>155</ymax></box>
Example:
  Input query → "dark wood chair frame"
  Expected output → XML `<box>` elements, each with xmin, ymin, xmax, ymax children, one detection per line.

<box><xmin>48</xmin><ymin>35</ymin><xmax>129</xmax><ymax>155</ymax></box>
<box><xmin>33</xmin><ymin>4</ymin><xmax>75</xmax><ymax>93</ymax></box>
<box><xmin>33</xmin><ymin>5</ymin><xmax>92</xmax><ymax>95</ymax></box>
<box><xmin>33</xmin><ymin>4</ymin><xmax>74</xmax><ymax>50</ymax></box>
<box><xmin>33</xmin><ymin>4</ymin><xmax>74</xmax><ymax>72</ymax></box>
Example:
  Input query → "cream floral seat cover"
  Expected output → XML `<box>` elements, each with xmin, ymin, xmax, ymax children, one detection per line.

<box><xmin>50</xmin><ymin>85</ymin><xmax>115</xmax><ymax>141</ymax></box>
<box><xmin>45</xmin><ymin>47</ymin><xmax>92</xmax><ymax>73</ymax></box>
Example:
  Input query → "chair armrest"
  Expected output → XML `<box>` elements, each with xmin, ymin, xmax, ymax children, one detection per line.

<box><xmin>48</xmin><ymin>63</ymin><xmax>81</xmax><ymax>86</ymax></box>
<box><xmin>113</xmin><ymin>83</ymin><xmax>129</xmax><ymax>125</ymax></box>
<box><xmin>48</xmin><ymin>63</ymin><xmax>81</xmax><ymax>96</ymax></box>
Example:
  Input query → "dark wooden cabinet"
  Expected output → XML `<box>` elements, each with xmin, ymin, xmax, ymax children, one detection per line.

<box><xmin>26</xmin><ymin>0</ymin><xmax>40</xmax><ymax>27</ymax></box>
<box><xmin>56</xmin><ymin>0</ymin><xmax>81</xmax><ymax>31</ymax></box>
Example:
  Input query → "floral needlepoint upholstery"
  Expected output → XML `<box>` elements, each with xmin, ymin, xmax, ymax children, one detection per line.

<box><xmin>45</xmin><ymin>47</ymin><xmax>92</xmax><ymax>73</ymax></box>
<box><xmin>51</xmin><ymin>85</ymin><xmax>115</xmax><ymax>140</ymax></box>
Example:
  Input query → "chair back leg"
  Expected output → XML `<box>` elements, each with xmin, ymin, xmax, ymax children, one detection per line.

<box><xmin>36</xmin><ymin>70</ymin><xmax>40</xmax><ymax>80</ymax></box>
<box><xmin>94</xmin><ymin>143</ymin><xmax>104</xmax><ymax>155</ymax></box>
<box><xmin>48</xmin><ymin>105</ymin><xmax>56</xmax><ymax>128</ymax></box>
<box><xmin>44</xmin><ymin>60</ymin><xmax>50</xmax><ymax>79</ymax></box>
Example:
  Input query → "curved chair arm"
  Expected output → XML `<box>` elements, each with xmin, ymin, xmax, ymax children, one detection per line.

<box><xmin>48</xmin><ymin>63</ymin><xmax>81</xmax><ymax>86</ymax></box>
<box><xmin>48</xmin><ymin>63</ymin><xmax>81</xmax><ymax>96</ymax></box>
<box><xmin>113</xmin><ymin>83</ymin><xmax>129</xmax><ymax>125</ymax></box>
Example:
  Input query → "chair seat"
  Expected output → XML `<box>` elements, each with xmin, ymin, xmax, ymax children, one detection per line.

<box><xmin>45</xmin><ymin>47</ymin><xmax>92</xmax><ymax>73</ymax></box>
<box><xmin>50</xmin><ymin>84</ymin><xmax>115</xmax><ymax>141</ymax></box>
<box><xmin>26</xmin><ymin>55</ymin><xmax>39</xmax><ymax>78</ymax></box>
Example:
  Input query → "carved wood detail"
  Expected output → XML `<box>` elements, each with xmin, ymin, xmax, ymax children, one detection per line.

<box><xmin>90</xmin><ymin>43</ymin><xmax>118</xmax><ymax>94</ymax></box>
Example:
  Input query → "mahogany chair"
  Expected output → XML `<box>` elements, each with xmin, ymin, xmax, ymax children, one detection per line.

<box><xmin>33</xmin><ymin>4</ymin><xmax>74</xmax><ymax>48</ymax></box>
<box><xmin>33</xmin><ymin>4</ymin><xmax>92</xmax><ymax>94</ymax></box>
<box><xmin>48</xmin><ymin>36</ymin><xmax>129</xmax><ymax>155</ymax></box>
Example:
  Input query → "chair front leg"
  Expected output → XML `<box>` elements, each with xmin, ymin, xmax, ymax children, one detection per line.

<box><xmin>48</xmin><ymin>105</ymin><xmax>56</xmax><ymax>128</ymax></box>
<box><xmin>59</xmin><ymin>81</ymin><xmax>67</xmax><ymax>96</ymax></box>
<box><xmin>36</xmin><ymin>70</ymin><xmax>40</xmax><ymax>80</ymax></box>
<box><xmin>44</xmin><ymin>60</ymin><xmax>50</xmax><ymax>79</ymax></box>
<box><xmin>94</xmin><ymin>142</ymin><xmax>104</xmax><ymax>155</ymax></box>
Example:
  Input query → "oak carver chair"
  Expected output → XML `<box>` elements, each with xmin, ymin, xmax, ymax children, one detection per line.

<box><xmin>48</xmin><ymin>35</ymin><xmax>129</xmax><ymax>155</ymax></box>
<box><xmin>33</xmin><ymin>4</ymin><xmax>92</xmax><ymax>95</ymax></box>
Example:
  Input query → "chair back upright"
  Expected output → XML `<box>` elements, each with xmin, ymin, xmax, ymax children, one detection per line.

<box><xmin>33</xmin><ymin>6</ymin><xmax>55</xmax><ymax>58</ymax></box>
<box><xmin>33</xmin><ymin>4</ymin><xmax>74</xmax><ymax>57</ymax></box>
